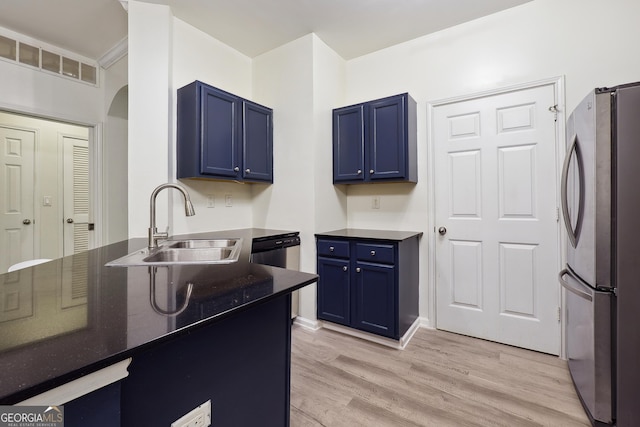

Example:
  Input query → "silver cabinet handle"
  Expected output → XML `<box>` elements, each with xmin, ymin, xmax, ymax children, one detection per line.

<box><xmin>356</xmin><ymin>267</ymin><xmax>361</xmax><ymax>273</ymax></box>
<box><xmin>23</xmin><ymin>219</ymin><xmax>31</xmax><ymax>225</ymax></box>
<box><xmin>66</xmin><ymin>218</ymin><xmax>74</xmax><ymax>224</ymax></box>
<box><xmin>342</xmin><ymin>266</ymin><xmax>348</xmax><ymax>272</ymax></box>
<box><xmin>329</xmin><ymin>246</ymin><xmax>334</xmax><ymax>252</ymax></box>
<box><xmin>245</xmin><ymin>168</ymin><xmax>251</xmax><ymax>173</ymax></box>
<box><xmin>370</xmin><ymin>250</ymin><xmax>376</xmax><ymax>256</ymax></box>
<box><xmin>369</xmin><ymin>169</ymin><xmax>374</xmax><ymax>174</ymax></box>
<box><xmin>234</xmin><ymin>166</ymin><xmax>240</xmax><ymax>172</ymax></box>
<box><xmin>438</xmin><ymin>227</ymin><xmax>447</xmax><ymax>236</ymax></box>
<box><xmin>357</xmin><ymin>169</ymin><xmax>362</xmax><ymax>175</ymax></box>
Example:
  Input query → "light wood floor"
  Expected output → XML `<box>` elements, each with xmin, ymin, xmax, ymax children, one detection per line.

<box><xmin>290</xmin><ymin>325</ymin><xmax>590</xmax><ymax>427</ymax></box>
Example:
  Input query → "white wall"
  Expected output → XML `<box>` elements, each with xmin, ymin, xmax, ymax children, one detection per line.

<box><xmin>171</xmin><ymin>17</ymin><xmax>254</xmax><ymax>235</ymax></box>
<box><xmin>252</xmin><ymin>34</ymin><xmax>348</xmax><ymax>321</ymax></box>
<box><xmin>342</xmin><ymin>0</ymin><xmax>640</xmax><ymax>322</ymax></box>
<box><xmin>128</xmin><ymin>1</ymin><xmax>173</xmax><ymax>238</ymax></box>
<box><xmin>0</xmin><ymin>54</ymin><xmax>103</xmax><ymax>125</ymax></box>
<box><xmin>103</xmin><ymin>55</ymin><xmax>129</xmax><ymax>244</ymax></box>
<box><xmin>126</xmin><ymin>0</ymin><xmax>640</xmax><ymax>324</ymax></box>
<box><xmin>0</xmin><ymin>24</ymin><xmax>128</xmax><ymax>253</ymax></box>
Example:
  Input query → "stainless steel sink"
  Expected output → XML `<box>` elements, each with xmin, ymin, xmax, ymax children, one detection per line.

<box><xmin>166</xmin><ymin>239</ymin><xmax>238</xmax><ymax>249</ymax></box>
<box><xmin>106</xmin><ymin>238</ymin><xmax>243</xmax><ymax>267</ymax></box>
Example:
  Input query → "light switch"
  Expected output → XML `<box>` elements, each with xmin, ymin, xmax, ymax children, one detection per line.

<box><xmin>225</xmin><ymin>194</ymin><xmax>233</xmax><ymax>207</ymax></box>
<box><xmin>43</xmin><ymin>196</ymin><xmax>52</xmax><ymax>206</ymax></box>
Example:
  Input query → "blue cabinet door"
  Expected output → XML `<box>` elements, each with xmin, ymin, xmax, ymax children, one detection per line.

<box><xmin>354</xmin><ymin>261</ymin><xmax>397</xmax><ymax>338</ymax></box>
<box><xmin>201</xmin><ymin>84</ymin><xmax>241</xmax><ymax>178</ymax></box>
<box><xmin>368</xmin><ymin>94</ymin><xmax>407</xmax><ymax>181</ymax></box>
<box><xmin>317</xmin><ymin>257</ymin><xmax>351</xmax><ymax>326</ymax></box>
<box><xmin>243</xmin><ymin>101</ymin><xmax>273</xmax><ymax>183</ymax></box>
<box><xmin>333</xmin><ymin>105</ymin><xmax>364</xmax><ymax>183</ymax></box>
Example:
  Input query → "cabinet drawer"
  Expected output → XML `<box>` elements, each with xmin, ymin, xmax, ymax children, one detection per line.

<box><xmin>317</xmin><ymin>240</ymin><xmax>350</xmax><ymax>258</ymax></box>
<box><xmin>356</xmin><ymin>243</ymin><xmax>395</xmax><ymax>264</ymax></box>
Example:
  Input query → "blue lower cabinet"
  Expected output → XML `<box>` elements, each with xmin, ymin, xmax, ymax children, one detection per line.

<box><xmin>354</xmin><ymin>261</ymin><xmax>396</xmax><ymax>337</ymax></box>
<box><xmin>317</xmin><ymin>257</ymin><xmax>351</xmax><ymax>326</ymax></box>
<box><xmin>316</xmin><ymin>236</ymin><xmax>419</xmax><ymax>340</ymax></box>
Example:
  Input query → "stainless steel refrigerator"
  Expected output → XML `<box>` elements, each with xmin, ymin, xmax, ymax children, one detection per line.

<box><xmin>560</xmin><ymin>82</ymin><xmax>640</xmax><ymax>426</ymax></box>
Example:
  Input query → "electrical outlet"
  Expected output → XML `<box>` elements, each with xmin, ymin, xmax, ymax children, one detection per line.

<box><xmin>225</xmin><ymin>194</ymin><xmax>233</xmax><ymax>207</ymax></box>
<box><xmin>372</xmin><ymin>196</ymin><xmax>380</xmax><ymax>209</ymax></box>
<box><xmin>171</xmin><ymin>400</ymin><xmax>211</xmax><ymax>427</ymax></box>
<box><xmin>207</xmin><ymin>194</ymin><xmax>215</xmax><ymax>208</ymax></box>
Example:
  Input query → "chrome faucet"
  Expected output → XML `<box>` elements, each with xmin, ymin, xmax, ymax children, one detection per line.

<box><xmin>148</xmin><ymin>183</ymin><xmax>196</xmax><ymax>248</ymax></box>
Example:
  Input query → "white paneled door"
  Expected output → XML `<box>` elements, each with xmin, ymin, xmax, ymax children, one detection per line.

<box><xmin>0</xmin><ymin>126</ymin><xmax>35</xmax><ymax>273</ymax></box>
<box><xmin>433</xmin><ymin>83</ymin><xmax>560</xmax><ymax>355</ymax></box>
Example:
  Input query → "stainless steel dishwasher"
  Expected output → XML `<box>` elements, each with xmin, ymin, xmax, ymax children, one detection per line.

<box><xmin>251</xmin><ymin>232</ymin><xmax>301</xmax><ymax>317</ymax></box>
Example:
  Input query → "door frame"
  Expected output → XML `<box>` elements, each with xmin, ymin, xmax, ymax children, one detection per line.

<box><xmin>0</xmin><ymin>104</ymin><xmax>104</xmax><ymax>252</ymax></box>
<box><xmin>425</xmin><ymin>76</ymin><xmax>568</xmax><ymax>357</ymax></box>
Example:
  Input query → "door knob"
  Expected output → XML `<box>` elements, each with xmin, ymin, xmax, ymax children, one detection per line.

<box><xmin>342</xmin><ymin>266</ymin><xmax>348</xmax><ymax>272</ymax></box>
<box><xmin>438</xmin><ymin>226</ymin><xmax>447</xmax><ymax>236</ymax></box>
<box><xmin>245</xmin><ymin>168</ymin><xmax>251</xmax><ymax>173</ymax></box>
<box><xmin>66</xmin><ymin>218</ymin><xmax>74</xmax><ymax>223</ymax></box>
<box><xmin>234</xmin><ymin>166</ymin><xmax>240</xmax><ymax>172</ymax></box>
<box><xmin>22</xmin><ymin>219</ymin><xmax>31</xmax><ymax>225</ymax></box>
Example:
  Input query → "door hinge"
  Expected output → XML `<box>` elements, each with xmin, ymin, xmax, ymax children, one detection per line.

<box><xmin>557</xmin><ymin>307</ymin><xmax>562</xmax><ymax>322</ymax></box>
<box><xmin>556</xmin><ymin>207</ymin><xmax>560</xmax><ymax>222</ymax></box>
<box><xmin>548</xmin><ymin>104</ymin><xmax>559</xmax><ymax>122</ymax></box>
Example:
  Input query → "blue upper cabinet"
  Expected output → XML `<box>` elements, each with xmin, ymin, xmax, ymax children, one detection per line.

<box><xmin>333</xmin><ymin>93</ymin><xmax>417</xmax><ymax>184</ymax></box>
<box><xmin>177</xmin><ymin>81</ymin><xmax>273</xmax><ymax>183</ymax></box>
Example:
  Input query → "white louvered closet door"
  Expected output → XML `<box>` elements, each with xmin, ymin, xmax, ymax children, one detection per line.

<box><xmin>62</xmin><ymin>135</ymin><xmax>90</xmax><ymax>256</ymax></box>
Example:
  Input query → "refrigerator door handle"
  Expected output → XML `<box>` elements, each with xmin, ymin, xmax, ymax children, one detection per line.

<box><xmin>559</xmin><ymin>268</ymin><xmax>593</xmax><ymax>301</ymax></box>
<box><xmin>561</xmin><ymin>134</ymin><xmax>585</xmax><ymax>248</ymax></box>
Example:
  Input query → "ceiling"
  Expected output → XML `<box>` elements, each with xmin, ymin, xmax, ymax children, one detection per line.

<box><xmin>0</xmin><ymin>0</ymin><xmax>531</xmax><ymax>61</ymax></box>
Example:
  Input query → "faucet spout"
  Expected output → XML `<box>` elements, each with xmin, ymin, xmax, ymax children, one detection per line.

<box><xmin>148</xmin><ymin>183</ymin><xmax>196</xmax><ymax>248</ymax></box>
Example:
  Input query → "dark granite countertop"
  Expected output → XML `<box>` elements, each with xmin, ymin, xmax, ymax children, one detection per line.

<box><xmin>315</xmin><ymin>228</ymin><xmax>422</xmax><ymax>241</ymax></box>
<box><xmin>0</xmin><ymin>228</ymin><xmax>317</xmax><ymax>404</ymax></box>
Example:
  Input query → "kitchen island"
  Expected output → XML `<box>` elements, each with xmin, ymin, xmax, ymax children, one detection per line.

<box><xmin>0</xmin><ymin>228</ymin><xmax>317</xmax><ymax>426</ymax></box>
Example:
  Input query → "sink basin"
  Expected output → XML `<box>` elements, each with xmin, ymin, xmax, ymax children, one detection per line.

<box><xmin>106</xmin><ymin>238</ymin><xmax>243</xmax><ymax>267</ymax></box>
<box><xmin>167</xmin><ymin>239</ymin><xmax>238</xmax><ymax>249</ymax></box>
<box><xmin>144</xmin><ymin>247</ymin><xmax>233</xmax><ymax>263</ymax></box>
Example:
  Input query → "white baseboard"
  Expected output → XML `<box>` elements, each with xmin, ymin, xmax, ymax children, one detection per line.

<box><xmin>293</xmin><ymin>315</ymin><xmax>321</xmax><ymax>331</ymax></box>
<box><xmin>419</xmin><ymin>316</ymin><xmax>435</xmax><ymax>329</ymax></box>
<box><xmin>319</xmin><ymin>318</ymin><xmax>422</xmax><ymax>350</ymax></box>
